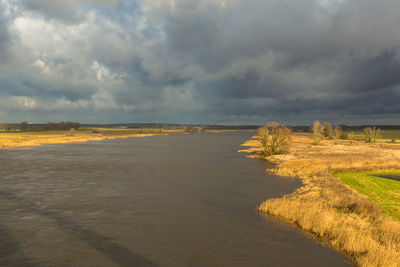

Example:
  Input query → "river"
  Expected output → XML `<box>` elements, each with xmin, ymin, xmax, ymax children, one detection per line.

<box><xmin>0</xmin><ymin>132</ymin><xmax>350</xmax><ymax>266</ymax></box>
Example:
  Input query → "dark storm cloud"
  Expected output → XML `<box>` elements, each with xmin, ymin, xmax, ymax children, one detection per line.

<box><xmin>343</xmin><ymin>50</ymin><xmax>400</xmax><ymax>93</ymax></box>
<box><xmin>0</xmin><ymin>6</ymin><xmax>10</xmax><ymax>60</ymax></box>
<box><xmin>206</xmin><ymin>71</ymin><xmax>290</xmax><ymax>99</ymax></box>
<box><xmin>2</xmin><ymin>0</ymin><xmax>400</xmax><ymax>124</ymax></box>
<box><xmin>0</xmin><ymin>72</ymin><xmax>96</xmax><ymax>102</ymax></box>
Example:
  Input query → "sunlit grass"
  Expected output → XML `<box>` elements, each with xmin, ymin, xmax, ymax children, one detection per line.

<box><xmin>334</xmin><ymin>170</ymin><xmax>400</xmax><ymax>220</ymax></box>
<box><xmin>242</xmin><ymin>133</ymin><xmax>400</xmax><ymax>266</ymax></box>
<box><xmin>0</xmin><ymin>128</ymin><xmax>185</xmax><ymax>149</ymax></box>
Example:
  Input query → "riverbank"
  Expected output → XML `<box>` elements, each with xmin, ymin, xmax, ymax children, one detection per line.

<box><xmin>240</xmin><ymin>133</ymin><xmax>400</xmax><ymax>267</ymax></box>
<box><xmin>0</xmin><ymin>128</ymin><xmax>254</xmax><ymax>150</ymax></box>
<box><xmin>0</xmin><ymin>128</ymin><xmax>186</xmax><ymax>149</ymax></box>
<box><xmin>334</xmin><ymin>169</ymin><xmax>400</xmax><ymax>220</ymax></box>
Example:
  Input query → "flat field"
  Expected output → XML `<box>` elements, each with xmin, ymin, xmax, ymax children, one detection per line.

<box><xmin>0</xmin><ymin>128</ymin><xmax>185</xmax><ymax>149</ymax></box>
<box><xmin>346</xmin><ymin>129</ymin><xmax>400</xmax><ymax>142</ymax></box>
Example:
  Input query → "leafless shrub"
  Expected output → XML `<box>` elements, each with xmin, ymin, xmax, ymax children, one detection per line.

<box><xmin>364</xmin><ymin>127</ymin><xmax>381</xmax><ymax>143</ymax></box>
<box><xmin>66</xmin><ymin>128</ymin><xmax>76</xmax><ymax>136</ymax></box>
<box><xmin>312</xmin><ymin>120</ymin><xmax>324</xmax><ymax>145</ymax></box>
<box><xmin>19</xmin><ymin>121</ymin><xmax>29</xmax><ymax>131</ymax></box>
<box><xmin>258</xmin><ymin>122</ymin><xmax>292</xmax><ymax>156</ymax></box>
<box><xmin>322</xmin><ymin>122</ymin><xmax>333</xmax><ymax>138</ymax></box>
<box><xmin>330</xmin><ymin>126</ymin><xmax>342</xmax><ymax>145</ymax></box>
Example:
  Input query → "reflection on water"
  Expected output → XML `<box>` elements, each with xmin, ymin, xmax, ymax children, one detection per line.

<box><xmin>0</xmin><ymin>132</ymin><xmax>350</xmax><ymax>266</ymax></box>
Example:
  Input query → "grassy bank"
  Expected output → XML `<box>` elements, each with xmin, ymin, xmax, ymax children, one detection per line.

<box><xmin>0</xmin><ymin>128</ymin><xmax>185</xmax><ymax>149</ymax></box>
<box><xmin>334</xmin><ymin>170</ymin><xmax>400</xmax><ymax>220</ymax></box>
<box><xmin>240</xmin><ymin>133</ymin><xmax>400</xmax><ymax>266</ymax></box>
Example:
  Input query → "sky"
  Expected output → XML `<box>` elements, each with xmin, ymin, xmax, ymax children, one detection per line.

<box><xmin>1</xmin><ymin>0</ymin><xmax>400</xmax><ymax>125</ymax></box>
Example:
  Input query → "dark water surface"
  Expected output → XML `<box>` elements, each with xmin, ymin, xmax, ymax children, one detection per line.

<box><xmin>375</xmin><ymin>175</ymin><xmax>400</xmax><ymax>182</ymax></box>
<box><xmin>0</xmin><ymin>132</ymin><xmax>350</xmax><ymax>266</ymax></box>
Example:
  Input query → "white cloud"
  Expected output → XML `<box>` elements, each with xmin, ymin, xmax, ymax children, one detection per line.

<box><xmin>0</xmin><ymin>96</ymin><xmax>36</xmax><ymax>110</ymax></box>
<box><xmin>316</xmin><ymin>0</ymin><xmax>347</xmax><ymax>11</ymax></box>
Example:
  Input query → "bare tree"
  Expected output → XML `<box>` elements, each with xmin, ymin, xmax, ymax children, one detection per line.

<box><xmin>322</xmin><ymin>122</ymin><xmax>333</xmax><ymax>138</ymax></box>
<box><xmin>363</xmin><ymin>127</ymin><xmax>381</xmax><ymax>143</ymax></box>
<box><xmin>312</xmin><ymin>120</ymin><xmax>324</xmax><ymax>145</ymax></box>
<box><xmin>19</xmin><ymin>121</ymin><xmax>29</xmax><ymax>131</ymax></box>
<box><xmin>258</xmin><ymin>122</ymin><xmax>292</xmax><ymax>156</ymax></box>
<box><xmin>66</xmin><ymin>128</ymin><xmax>76</xmax><ymax>136</ymax></box>
<box><xmin>330</xmin><ymin>126</ymin><xmax>343</xmax><ymax>145</ymax></box>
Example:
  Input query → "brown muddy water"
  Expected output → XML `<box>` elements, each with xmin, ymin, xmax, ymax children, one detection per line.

<box><xmin>0</xmin><ymin>132</ymin><xmax>351</xmax><ymax>266</ymax></box>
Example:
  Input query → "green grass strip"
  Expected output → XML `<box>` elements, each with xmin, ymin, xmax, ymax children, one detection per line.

<box><xmin>334</xmin><ymin>169</ymin><xmax>400</xmax><ymax>220</ymax></box>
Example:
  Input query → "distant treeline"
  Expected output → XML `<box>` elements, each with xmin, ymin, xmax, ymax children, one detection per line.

<box><xmin>0</xmin><ymin>121</ymin><xmax>81</xmax><ymax>131</ymax></box>
<box><xmin>43</xmin><ymin>121</ymin><xmax>81</xmax><ymax>130</ymax></box>
<box><xmin>290</xmin><ymin>125</ymin><xmax>400</xmax><ymax>133</ymax></box>
<box><xmin>82</xmin><ymin>123</ymin><xmax>260</xmax><ymax>130</ymax></box>
<box><xmin>2</xmin><ymin>121</ymin><xmax>400</xmax><ymax>132</ymax></box>
<box><xmin>82</xmin><ymin>123</ymin><xmax>400</xmax><ymax>132</ymax></box>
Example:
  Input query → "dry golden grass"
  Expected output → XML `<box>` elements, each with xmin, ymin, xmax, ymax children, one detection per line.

<box><xmin>0</xmin><ymin>129</ymin><xmax>184</xmax><ymax>149</ymax></box>
<box><xmin>241</xmin><ymin>133</ymin><xmax>400</xmax><ymax>267</ymax></box>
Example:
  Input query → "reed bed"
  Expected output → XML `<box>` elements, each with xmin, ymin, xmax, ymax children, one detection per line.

<box><xmin>241</xmin><ymin>133</ymin><xmax>400</xmax><ymax>266</ymax></box>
